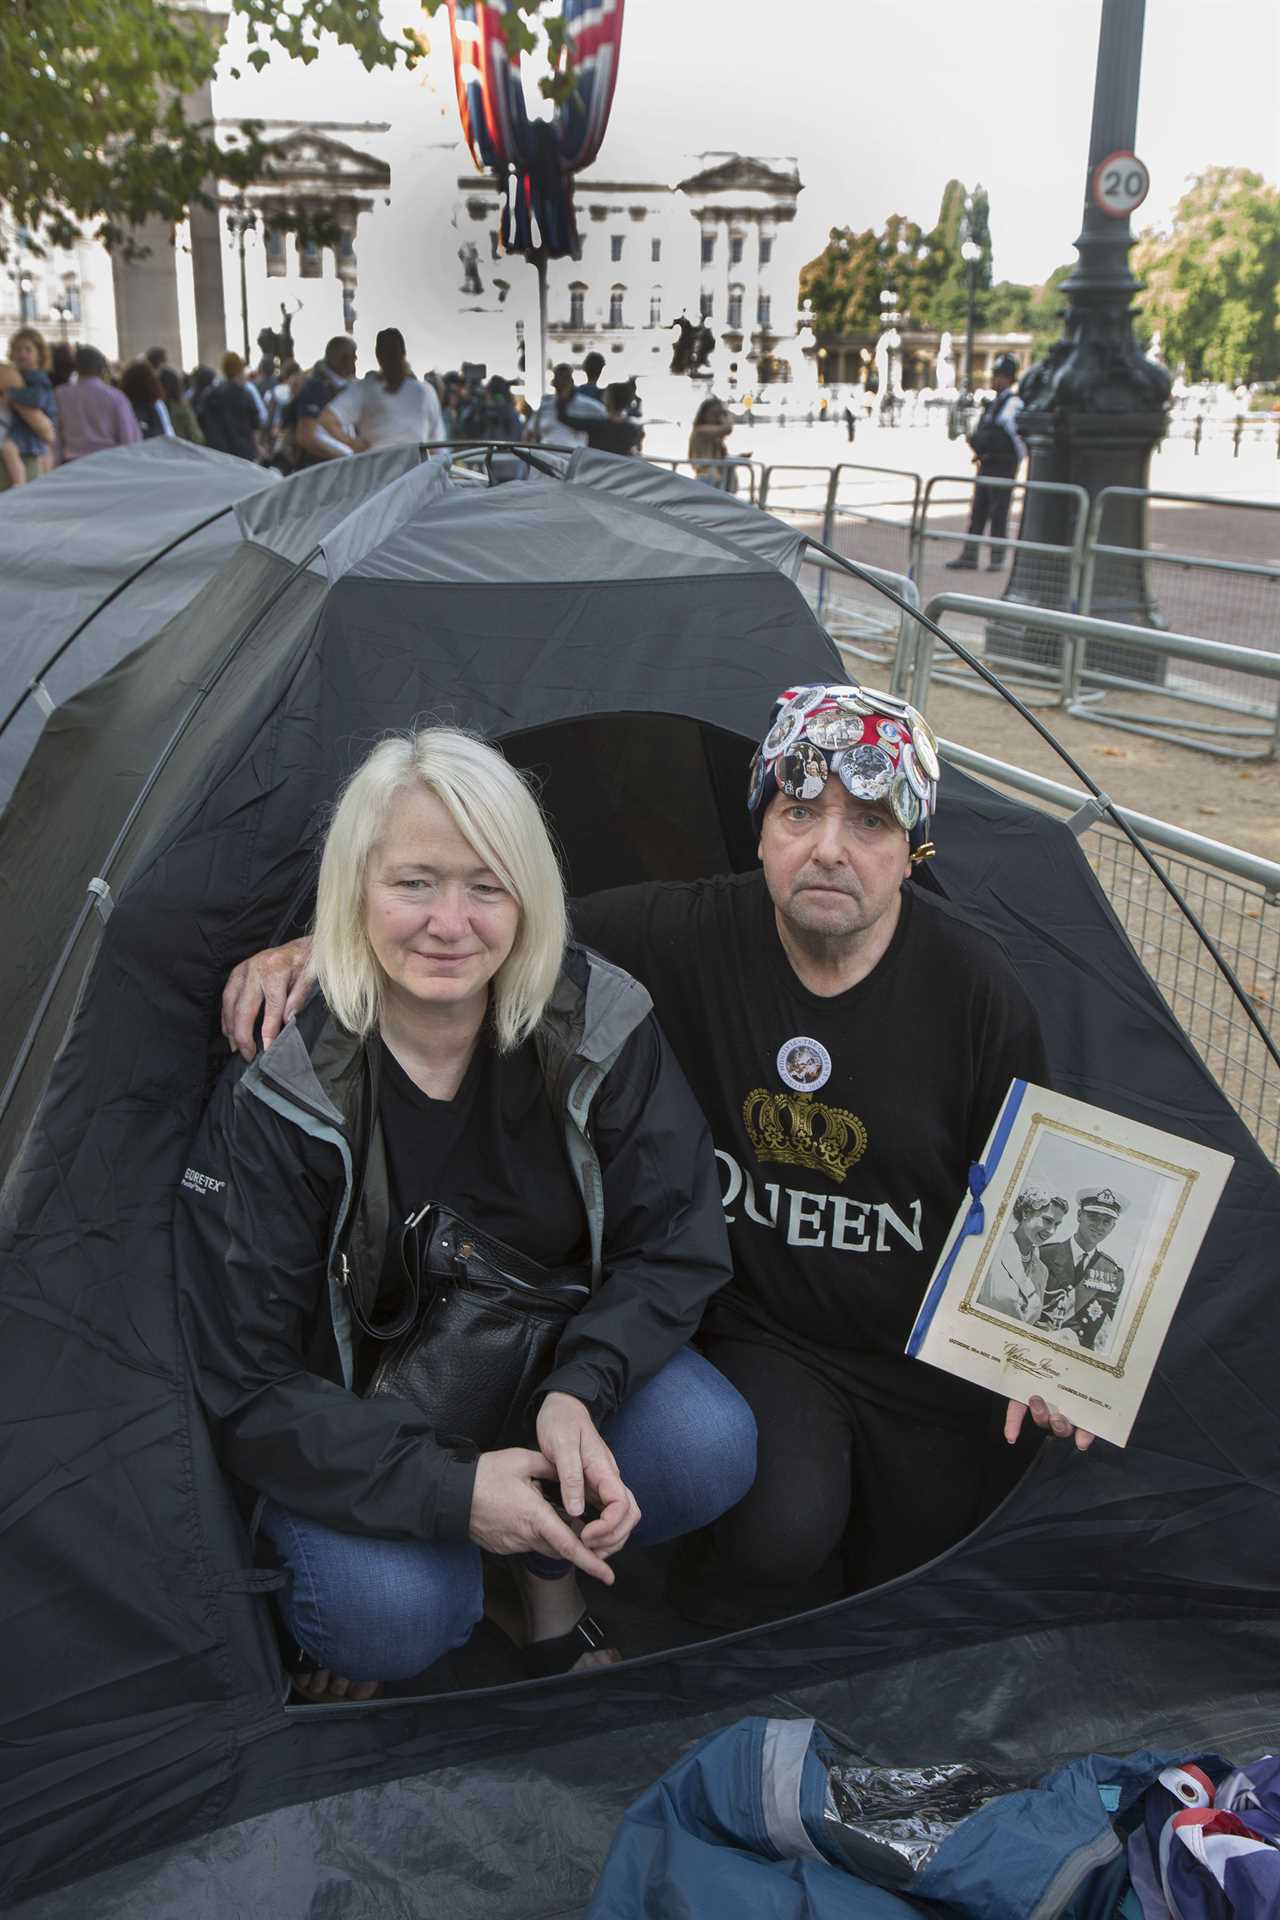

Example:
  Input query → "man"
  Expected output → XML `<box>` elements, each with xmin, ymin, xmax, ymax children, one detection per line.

<box><xmin>528</xmin><ymin>363</ymin><xmax>607</xmax><ymax>449</ymax></box>
<box><xmin>195</xmin><ymin>351</ymin><xmax>267</xmax><ymax>462</ymax></box>
<box><xmin>946</xmin><ymin>352</ymin><xmax>1025</xmax><ymax>572</ymax></box>
<box><xmin>578</xmin><ymin>351</ymin><xmax>607</xmax><ymax>406</ymax></box>
<box><xmin>55</xmin><ymin>346</ymin><xmax>142</xmax><ymax>462</ymax></box>
<box><xmin>223</xmin><ymin>683</ymin><xmax>1090</xmax><ymax>1629</ymax></box>
<box><xmin>1039</xmin><ymin>1187</ymin><xmax>1128</xmax><ymax>1353</ymax></box>
<box><xmin>282</xmin><ymin>335</ymin><xmax>359</xmax><ymax>468</ymax></box>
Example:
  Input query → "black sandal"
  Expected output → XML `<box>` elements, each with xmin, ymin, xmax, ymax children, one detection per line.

<box><xmin>522</xmin><ymin>1610</ymin><xmax>615</xmax><ymax>1679</ymax></box>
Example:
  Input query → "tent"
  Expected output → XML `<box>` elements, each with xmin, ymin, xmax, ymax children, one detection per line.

<box><xmin>2</xmin><ymin>450</ymin><xmax>1279</xmax><ymax>1915</ymax></box>
<box><xmin>0</xmin><ymin>437</ymin><xmax>286</xmax><ymax>805</ymax></box>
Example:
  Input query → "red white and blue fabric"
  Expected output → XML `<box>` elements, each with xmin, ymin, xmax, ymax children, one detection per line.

<box><xmin>1127</xmin><ymin>1759</ymin><xmax>1280</xmax><ymax>1918</ymax></box>
<box><xmin>446</xmin><ymin>0</ymin><xmax>624</xmax><ymax>258</ymax></box>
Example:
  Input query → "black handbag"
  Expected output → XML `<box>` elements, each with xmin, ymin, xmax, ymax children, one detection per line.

<box><xmin>354</xmin><ymin>1203</ymin><xmax>591</xmax><ymax>1452</ymax></box>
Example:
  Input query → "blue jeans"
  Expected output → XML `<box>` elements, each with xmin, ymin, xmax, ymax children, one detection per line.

<box><xmin>261</xmin><ymin>1347</ymin><xmax>757</xmax><ymax>1682</ymax></box>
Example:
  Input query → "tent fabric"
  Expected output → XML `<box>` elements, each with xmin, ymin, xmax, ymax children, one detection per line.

<box><xmin>2</xmin><ymin>452</ymin><xmax>1280</xmax><ymax>1912</ymax></box>
<box><xmin>0</xmin><ymin>438</ymin><xmax>278</xmax><ymax>803</ymax></box>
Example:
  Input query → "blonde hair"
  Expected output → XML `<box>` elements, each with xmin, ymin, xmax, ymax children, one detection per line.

<box><xmin>311</xmin><ymin>728</ymin><xmax>567</xmax><ymax>1049</ymax></box>
<box><xmin>220</xmin><ymin>350</ymin><xmax>245</xmax><ymax>380</ymax></box>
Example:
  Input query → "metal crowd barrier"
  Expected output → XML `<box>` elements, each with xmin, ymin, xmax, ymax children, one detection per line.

<box><xmin>798</xmin><ymin>547</ymin><xmax>921</xmax><ymax>686</ymax></box>
<box><xmin>643</xmin><ymin>456</ymin><xmax>764</xmax><ymax>503</ymax></box>
<box><xmin>940</xmin><ymin>739</ymin><xmax>1280</xmax><ymax>1164</ymax></box>
<box><xmin>911</xmin><ymin>472</ymin><xmax>1091</xmax><ymax>614</ymax></box>
<box><xmin>906</xmin><ymin>594</ymin><xmax>1280</xmax><ymax>761</ymax></box>
<box><xmin>1077</xmin><ymin>486</ymin><xmax>1280</xmax><ymax>751</ymax></box>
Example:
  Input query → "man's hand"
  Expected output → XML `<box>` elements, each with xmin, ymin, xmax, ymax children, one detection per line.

<box><xmin>221</xmin><ymin>936</ymin><xmax>314</xmax><ymax>1061</ymax></box>
<box><xmin>535</xmin><ymin>1393</ymin><xmax>641</xmax><ymax>1558</ymax></box>
<box><xmin>1005</xmin><ymin>1396</ymin><xmax>1095</xmax><ymax>1451</ymax></box>
<box><xmin>467</xmin><ymin>1445</ymin><xmax>618</xmax><ymax>1584</ymax></box>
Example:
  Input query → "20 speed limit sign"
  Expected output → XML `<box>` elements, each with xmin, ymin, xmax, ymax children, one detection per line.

<box><xmin>1091</xmin><ymin>150</ymin><xmax>1150</xmax><ymax>218</ymax></box>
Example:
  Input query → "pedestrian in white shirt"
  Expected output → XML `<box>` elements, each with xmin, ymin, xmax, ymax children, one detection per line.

<box><xmin>321</xmin><ymin>328</ymin><xmax>445</xmax><ymax>451</ymax></box>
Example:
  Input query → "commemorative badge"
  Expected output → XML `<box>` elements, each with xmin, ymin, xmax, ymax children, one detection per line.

<box><xmin>900</xmin><ymin>739</ymin><xmax>930</xmax><ymax>802</ymax></box>
<box><xmin>876</xmin><ymin>718</ymin><xmax>905</xmax><ymax>746</ymax></box>
<box><xmin>778</xmin><ymin>745</ymin><xmax>828</xmax><ymax>800</ymax></box>
<box><xmin>807</xmin><ymin>710</ymin><xmax>866</xmax><ymax>752</ymax></box>
<box><xmin>762</xmin><ymin>704</ymin><xmax>806</xmax><ymax>759</ymax></box>
<box><xmin>890</xmin><ymin>767</ymin><xmax>920</xmax><ymax>830</ymax></box>
<box><xmin>910</xmin><ymin>713</ymin><xmax>941</xmax><ymax>782</ymax></box>
<box><xmin>747</xmin><ymin>748</ymin><xmax>767</xmax><ymax>814</ymax></box>
<box><xmin>777</xmin><ymin>1035</ymin><xmax>832</xmax><ymax>1093</ymax></box>
<box><xmin>834</xmin><ymin>741</ymin><xmax>894</xmax><ymax>799</ymax></box>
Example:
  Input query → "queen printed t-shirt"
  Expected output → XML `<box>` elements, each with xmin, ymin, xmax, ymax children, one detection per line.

<box><xmin>573</xmin><ymin>872</ymin><xmax>1047</xmax><ymax>1422</ymax></box>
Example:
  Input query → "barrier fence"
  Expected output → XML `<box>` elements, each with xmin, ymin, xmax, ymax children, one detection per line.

<box><xmin>688</xmin><ymin>454</ymin><xmax>1279</xmax><ymax>759</ymax></box>
<box><xmin>939</xmin><ymin>740</ymin><xmax>1280</xmax><ymax>1165</ymax></box>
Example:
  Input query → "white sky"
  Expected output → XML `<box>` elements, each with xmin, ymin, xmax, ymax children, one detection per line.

<box><xmin>218</xmin><ymin>0</ymin><xmax>1280</xmax><ymax>286</ymax></box>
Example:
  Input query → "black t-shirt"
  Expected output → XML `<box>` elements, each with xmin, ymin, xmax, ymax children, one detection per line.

<box><xmin>573</xmin><ymin>872</ymin><xmax>1048</xmax><ymax>1424</ymax></box>
<box><xmin>377</xmin><ymin>1028</ymin><xmax>587</xmax><ymax>1270</ymax></box>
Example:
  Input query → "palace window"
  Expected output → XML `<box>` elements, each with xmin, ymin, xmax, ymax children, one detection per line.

<box><xmin>610</xmin><ymin>234</ymin><xmax>624</xmax><ymax>262</ymax></box>
<box><xmin>298</xmin><ymin>237</ymin><xmax>323</xmax><ymax>279</ymax></box>
<box><xmin>729</xmin><ymin>233</ymin><xmax>744</xmax><ymax>265</ymax></box>
<box><xmin>569</xmin><ymin>283</ymin><xmax>586</xmax><ymax>328</ymax></box>
<box><xmin>264</xmin><ymin>228</ymin><xmax>286</xmax><ymax>278</ymax></box>
<box><xmin>700</xmin><ymin>232</ymin><xmax>715</xmax><ymax>265</ymax></box>
<box><xmin>651</xmin><ymin>237</ymin><xmax>661</xmax><ymax>263</ymax></box>
<box><xmin>649</xmin><ymin>289</ymin><xmax>662</xmax><ymax>326</ymax></box>
<box><xmin>699</xmin><ymin>289</ymin><xmax>713</xmax><ymax>320</ymax></box>
<box><xmin>609</xmin><ymin>285</ymin><xmax>625</xmax><ymax>327</ymax></box>
<box><xmin>756</xmin><ymin>293</ymin><xmax>772</xmax><ymax>328</ymax></box>
<box><xmin>727</xmin><ymin>285</ymin><xmax>743</xmax><ymax>330</ymax></box>
<box><xmin>760</xmin><ymin>235</ymin><xmax>773</xmax><ymax>265</ymax></box>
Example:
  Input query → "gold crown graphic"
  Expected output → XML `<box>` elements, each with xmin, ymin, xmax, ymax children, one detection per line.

<box><xmin>743</xmin><ymin>1088</ymin><xmax>868</xmax><ymax>1185</ymax></box>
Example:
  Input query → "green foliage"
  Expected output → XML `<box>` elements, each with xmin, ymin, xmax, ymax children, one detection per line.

<box><xmin>800</xmin><ymin>179</ymin><xmax>999</xmax><ymax>338</ymax></box>
<box><xmin>1134</xmin><ymin>167</ymin><xmax>1280</xmax><ymax>385</ymax></box>
<box><xmin>1</xmin><ymin>0</ymin><xmax>575</xmax><ymax>255</ymax></box>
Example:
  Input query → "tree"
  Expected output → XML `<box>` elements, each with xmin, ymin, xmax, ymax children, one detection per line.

<box><xmin>800</xmin><ymin>181</ymin><xmax>994</xmax><ymax>339</ymax></box>
<box><xmin>1133</xmin><ymin>167</ymin><xmax>1280</xmax><ymax>385</ymax></box>
<box><xmin>1</xmin><ymin>0</ymin><xmax>571</xmax><ymax>256</ymax></box>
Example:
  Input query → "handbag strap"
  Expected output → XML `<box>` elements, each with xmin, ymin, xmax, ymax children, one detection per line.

<box><xmin>334</xmin><ymin>1043</ymin><xmax>424</xmax><ymax>1345</ymax></box>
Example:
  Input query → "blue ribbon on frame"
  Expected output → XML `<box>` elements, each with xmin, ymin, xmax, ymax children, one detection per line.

<box><xmin>906</xmin><ymin>1078</ymin><xmax>1029</xmax><ymax>1357</ymax></box>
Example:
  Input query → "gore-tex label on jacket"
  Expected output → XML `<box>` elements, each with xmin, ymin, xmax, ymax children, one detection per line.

<box><xmin>181</xmin><ymin>1168</ymin><xmax>226</xmax><ymax>1196</ymax></box>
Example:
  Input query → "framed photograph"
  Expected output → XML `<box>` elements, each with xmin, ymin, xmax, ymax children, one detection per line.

<box><xmin>906</xmin><ymin>1082</ymin><xmax>1234</xmax><ymax>1446</ymax></box>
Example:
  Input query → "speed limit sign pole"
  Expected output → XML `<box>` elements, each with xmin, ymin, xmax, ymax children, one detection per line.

<box><xmin>999</xmin><ymin>0</ymin><xmax>1174</xmax><ymax>657</ymax></box>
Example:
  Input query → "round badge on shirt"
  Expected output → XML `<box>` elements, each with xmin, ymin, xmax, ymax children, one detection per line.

<box><xmin>777</xmin><ymin>1035</ymin><xmax>832</xmax><ymax>1092</ymax></box>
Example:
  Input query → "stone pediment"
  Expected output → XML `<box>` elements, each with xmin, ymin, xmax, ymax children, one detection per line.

<box><xmin>255</xmin><ymin>130</ymin><xmax>390</xmax><ymax>191</ymax></box>
<box><xmin>678</xmin><ymin>154</ymin><xmax>800</xmax><ymax>197</ymax></box>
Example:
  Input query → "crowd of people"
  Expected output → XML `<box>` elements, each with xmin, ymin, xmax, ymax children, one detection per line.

<box><xmin>0</xmin><ymin>327</ymin><xmax>653</xmax><ymax>487</ymax></box>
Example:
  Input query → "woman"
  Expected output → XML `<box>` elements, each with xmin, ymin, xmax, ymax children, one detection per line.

<box><xmin>158</xmin><ymin>365</ymin><xmax>204</xmax><ymax>445</ymax></box>
<box><xmin>177</xmin><ymin>729</ymin><xmax>755</xmax><ymax>1700</ymax></box>
<box><xmin>119</xmin><ymin>358</ymin><xmax>174</xmax><ymax>440</ymax></box>
<box><xmin>321</xmin><ymin>326</ymin><xmax>445</xmax><ymax>451</ymax></box>
<box><xmin>5</xmin><ymin>326</ymin><xmax>57</xmax><ymax>479</ymax></box>
<box><xmin>688</xmin><ymin>395</ymin><xmax>739</xmax><ymax>491</ymax></box>
<box><xmin>980</xmin><ymin>1186</ymin><xmax>1068</xmax><ymax>1324</ymax></box>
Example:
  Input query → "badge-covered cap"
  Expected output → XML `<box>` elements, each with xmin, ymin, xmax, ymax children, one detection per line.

<box><xmin>1076</xmin><ymin>1186</ymin><xmax>1128</xmax><ymax>1218</ymax></box>
<box><xmin>748</xmin><ymin>681</ymin><xmax>940</xmax><ymax>860</ymax></box>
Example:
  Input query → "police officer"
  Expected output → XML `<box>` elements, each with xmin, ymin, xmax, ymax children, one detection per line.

<box><xmin>946</xmin><ymin>351</ymin><xmax>1025</xmax><ymax>571</ymax></box>
<box><xmin>1039</xmin><ymin>1187</ymin><xmax>1128</xmax><ymax>1352</ymax></box>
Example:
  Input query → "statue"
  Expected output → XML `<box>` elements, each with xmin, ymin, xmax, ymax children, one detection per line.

<box><xmin>255</xmin><ymin>300</ymin><xmax>300</xmax><ymax>369</ymax></box>
<box><xmin>935</xmin><ymin>330</ymin><xmax>956</xmax><ymax>390</ymax></box>
<box><xmin>670</xmin><ymin>314</ymin><xmax>696</xmax><ymax>375</ymax></box>
<box><xmin>458</xmin><ymin>241</ymin><xmax>484</xmax><ymax>297</ymax></box>
<box><xmin>692</xmin><ymin>322</ymin><xmax>714</xmax><ymax>373</ymax></box>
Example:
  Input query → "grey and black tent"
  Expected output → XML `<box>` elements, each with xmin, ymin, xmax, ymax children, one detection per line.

<box><xmin>0</xmin><ymin>437</ymin><xmax>284</xmax><ymax>804</ymax></box>
<box><xmin>2</xmin><ymin>451</ymin><xmax>1277</xmax><ymax>1916</ymax></box>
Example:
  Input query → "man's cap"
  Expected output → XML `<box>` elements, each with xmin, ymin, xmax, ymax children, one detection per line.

<box><xmin>992</xmin><ymin>352</ymin><xmax>1019</xmax><ymax>379</ymax></box>
<box><xmin>1076</xmin><ymin>1186</ymin><xmax>1128</xmax><ymax>1218</ymax></box>
<box><xmin>748</xmin><ymin>682</ymin><xmax>940</xmax><ymax>860</ymax></box>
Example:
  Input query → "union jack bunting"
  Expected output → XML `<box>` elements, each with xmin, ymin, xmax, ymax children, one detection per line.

<box><xmin>446</xmin><ymin>0</ymin><xmax>625</xmax><ymax>259</ymax></box>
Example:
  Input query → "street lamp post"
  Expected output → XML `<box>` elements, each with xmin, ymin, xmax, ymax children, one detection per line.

<box><xmin>225</xmin><ymin>198</ymin><xmax>257</xmax><ymax>362</ymax></box>
<box><xmin>1001</xmin><ymin>0</ymin><xmax>1171</xmax><ymax>664</ymax></box>
<box><xmin>960</xmin><ymin>236</ymin><xmax>981</xmax><ymax>401</ymax></box>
